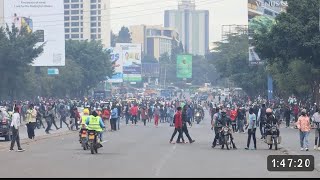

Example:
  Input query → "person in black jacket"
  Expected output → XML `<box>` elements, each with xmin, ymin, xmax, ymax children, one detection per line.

<box><xmin>284</xmin><ymin>105</ymin><xmax>291</xmax><ymax>128</ymax></box>
<box><xmin>177</xmin><ymin>105</ymin><xmax>195</xmax><ymax>144</ymax></box>
<box><xmin>259</xmin><ymin>104</ymin><xmax>267</xmax><ymax>139</ymax></box>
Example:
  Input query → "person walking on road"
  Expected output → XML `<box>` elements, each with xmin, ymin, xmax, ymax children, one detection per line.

<box><xmin>141</xmin><ymin>106</ymin><xmax>148</xmax><ymax>126</ymax></box>
<box><xmin>284</xmin><ymin>105</ymin><xmax>291</xmax><ymax>128</ymax></box>
<box><xmin>170</xmin><ymin>107</ymin><xmax>183</xmax><ymax>144</ymax></box>
<box><xmin>154</xmin><ymin>106</ymin><xmax>160</xmax><ymax>127</ymax></box>
<box><xmin>44</xmin><ymin>106</ymin><xmax>56</xmax><ymax>134</ymax></box>
<box><xmin>35</xmin><ymin>107</ymin><xmax>45</xmax><ymax>129</ymax></box>
<box><xmin>296</xmin><ymin>109</ymin><xmax>311</xmax><ymax>151</ymax></box>
<box><xmin>177</xmin><ymin>105</ymin><xmax>195</xmax><ymax>144</ymax></box>
<box><xmin>257</xmin><ymin>104</ymin><xmax>267</xmax><ymax>139</ymax></box>
<box><xmin>50</xmin><ymin>105</ymin><xmax>60</xmax><ymax>131</ymax></box>
<box><xmin>245</xmin><ymin>108</ymin><xmax>257</xmax><ymax>150</ymax></box>
<box><xmin>116</xmin><ymin>104</ymin><xmax>122</xmax><ymax>130</ymax></box>
<box><xmin>59</xmin><ymin>105</ymin><xmax>70</xmax><ymax>130</ymax></box>
<box><xmin>311</xmin><ymin>108</ymin><xmax>320</xmax><ymax>150</ymax></box>
<box><xmin>130</xmin><ymin>104</ymin><xmax>138</xmax><ymax>125</ymax></box>
<box><xmin>168</xmin><ymin>105</ymin><xmax>175</xmax><ymax>127</ymax></box>
<box><xmin>70</xmin><ymin>107</ymin><xmax>79</xmax><ymax>131</ymax></box>
<box><xmin>110</xmin><ymin>105</ymin><xmax>118</xmax><ymax>131</ymax></box>
<box><xmin>10</xmin><ymin>107</ymin><xmax>24</xmax><ymax>152</ymax></box>
<box><xmin>26</xmin><ymin>104</ymin><xmax>37</xmax><ymax>139</ymax></box>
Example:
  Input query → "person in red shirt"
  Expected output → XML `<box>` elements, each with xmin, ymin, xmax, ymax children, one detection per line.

<box><xmin>130</xmin><ymin>104</ymin><xmax>138</xmax><ymax>125</ymax></box>
<box><xmin>141</xmin><ymin>107</ymin><xmax>148</xmax><ymax>126</ymax></box>
<box><xmin>169</xmin><ymin>107</ymin><xmax>183</xmax><ymax>144</ymax></box>
<box><xmin>101</xmin><ymin>107</ymin><xmax>110</xmax><ymax>130</ymax></box>
<box><xmin>230</xmin><ymin>107</ymin><xmax>238</xmax><ymax>133</ymax></box>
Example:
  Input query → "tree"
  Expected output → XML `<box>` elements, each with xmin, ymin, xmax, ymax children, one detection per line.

<box><xmin>254</xmin><ymin>0</ymin><xmax>320</xmax><ymax>101</ymax></box>
<box><xmin>0</xmin><ymin>25</ymin><xmax>44</xmax><ymax>99</ymax></box>
<box><xmin>209</xmin><ymin>34</ymin><xmax>267</xmax><ymax>96</ymax></box>
<box><xmin>65</xmin><ymin>40</ymin><xmax>114</xmax><ymax>96</ymax></box>
<box><xmin>159</xmin><ymin>52</ymin><xmax>177</xmax><ymax>85</ymax></box>
<box><xmin>171</xmin><ymin>41</ymin><xmax>184</xmax><ymax>62</ymax></box>
<box><xmin>142</xmin><ymin>55</ymin><xmax>157</xmax><ymax>63</ymax></box>
<box><xmin>191</xmin><ymin>55</ymin><xmax>218</xmax><ymax>86</ymax></box>
<box><xmin>110</xmin><ymin>31</ymin><xmax>117</xmax><ymax>47</ymax></box>
<box><xmin>117</xmin><ymin>26</ymin><xmax>132</xmax><ymax>43</ymax></box>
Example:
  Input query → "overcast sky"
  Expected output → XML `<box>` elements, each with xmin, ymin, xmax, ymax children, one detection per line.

<box><xmin>110</xmin><ymin>0</ymin><xmax>248</xmax><ymax>43</ymax></box>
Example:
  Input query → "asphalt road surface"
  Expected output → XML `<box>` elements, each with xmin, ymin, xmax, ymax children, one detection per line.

<box><xmin>0</xmin><ymin>113</ymin><xmax>319</xmax><ymax>178</ymax></box>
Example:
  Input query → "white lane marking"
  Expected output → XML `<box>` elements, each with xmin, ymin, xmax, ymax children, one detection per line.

<box><xmin>101</xmin><ymin>140</ymin><xmax>109</xmax><ymax>144</ymax></box>
<box><xmin>155</xmin><ymin>145</ymin><xmax>176</xmax><ymax>177</ymax></box>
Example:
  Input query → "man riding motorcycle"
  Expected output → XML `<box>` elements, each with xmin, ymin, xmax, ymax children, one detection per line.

<box><xmin>85</xmin><ymin>110</ymin><xmax>105</xmax><ymax>144</ymax></box>
<box><xmin>212</xmin><ymin>109</ymin><xmax>237</xmax><ymax>149</ymax></box>
<box><xmin>195</xmin><ymin>104</ymin><xmax>205</xmax><ymax>120</ymax></box>
<box><xmin>79</xmin><ymin>108</ymin><xmax>90</xmax><ymax>142</ymax></box>
<box><xmin>265</xmin><ymin>108</ymin><xmax>280</xmax><ymax>150</ymax></box>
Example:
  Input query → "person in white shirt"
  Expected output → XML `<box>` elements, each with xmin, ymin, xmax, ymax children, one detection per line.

<box><xmin>10</xmin><ymin>107</ymin><xmax>24</xmax><ymax>152</ymax></box>
<box><xmin>312</xmin><ymin>108</ymin><xmax>320</xmax><ymax>150</ymax></box>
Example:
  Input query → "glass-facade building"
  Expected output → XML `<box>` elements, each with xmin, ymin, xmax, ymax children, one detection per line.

<box><xmin>164</xmin><ymin>0</ymin><xmax>209</xmax><ymax>56</ymax></box>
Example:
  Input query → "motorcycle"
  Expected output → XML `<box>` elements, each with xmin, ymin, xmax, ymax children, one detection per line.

<box><xmin>219</xmin><ymin>126</ymin><xmax>233</xmax><ymax>150</ymax></box>
<box><xmin>195</xmin><ymin>112</ymin><xmax>202</xmax><ymax>124</ymax></box>
<box><xmin>87</xmin><ymin>130</ymin><xmax>102</xmax><ymax>154</ymax></box>
<box><xmin>79</xmin><ymin>128</ymin><xmax>89</xmax><ymax>150</ymax></box>
<box><xmin>265</xmin><ymin>124</ymin><xmax>281</xmax><ymax>150</ymax></box>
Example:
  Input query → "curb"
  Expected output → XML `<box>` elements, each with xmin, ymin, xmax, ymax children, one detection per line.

<box><xmin>0</xmin><ymin>130</ymin><xmax>77</xmax><ymax>150</ymax></box>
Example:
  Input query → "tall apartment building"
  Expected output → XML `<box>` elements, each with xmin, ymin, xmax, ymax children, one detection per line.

<box><xmin>164</xmin><ymin>0</ymin><xmax>209</xmax><ymax>56</ymax></box>
<box><xmin>130</xmin><ymin>25</ymin><xmax>180</xmax><ymax>60</ymax></box>
<box><xmin>64</xmin><ymin>0</ymin><xmax>110</xmax><ymax>47</ymax></box>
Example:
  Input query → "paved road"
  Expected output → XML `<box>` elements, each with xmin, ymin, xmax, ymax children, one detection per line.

<box><xmin>0</xmin><ymin>113</ymin><xmax>318</xmax><ymax>178</ymax></box>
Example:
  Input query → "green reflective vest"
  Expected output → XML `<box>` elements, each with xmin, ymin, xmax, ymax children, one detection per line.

<box><xmin>81</xmin><ymin>115</ymin><xmax>89</xmax><ymax>125</ymax></box>
<box><xmin>87</xmin><ymin>115</ymin><xmax>102</xmax><ymax>132</ymax></box>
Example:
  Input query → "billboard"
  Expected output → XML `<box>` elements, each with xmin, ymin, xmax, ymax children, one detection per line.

<box><xmin>176</xmin><ymin>55</ymin><xmax>192</xmax><ymax>79</ymax></box>
<box><xmin>108</xmin><ymin>47</ymin><xmax>123</xmax><ymax>83</ymax></box>
<box><xmin>4</xmin><ymin>0</ymin><xmax>65</xmax><ymax>67</ymax></box>
<box><xmin>247</xmin><ymin>0</ymin><xmax>286</xmax><ymax>65</ymax></box>
<box><xmin>116</xmin><ymin>43</ymin><xmax>142</xmax><ymax>82</ymax></box>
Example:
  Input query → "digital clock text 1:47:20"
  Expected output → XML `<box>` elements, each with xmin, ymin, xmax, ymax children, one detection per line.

<box><xmin>267</xmin><ymin>155</ymin><xmax>314</xmax><ymax>171</ymax></box>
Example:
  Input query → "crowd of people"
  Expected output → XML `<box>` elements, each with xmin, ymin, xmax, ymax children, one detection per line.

<box><xmin>1</xmin><ymin>93</ymin><xmax>320</xmax><ymax>152</ymax></box>
<box><xmin>207</xmin><ymin>94</ymin><xmax>320</xmax><ymax>151</ymax></box>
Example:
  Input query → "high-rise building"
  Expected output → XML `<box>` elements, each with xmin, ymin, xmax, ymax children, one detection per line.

<box><xmin>64</xmin><ymin>0</ymin><xmax>110</xmax><ymax>47</ymax></box>
<box><xmin>130</xmin><ymin>25</ymin><xmax>180</xmax><ymax>60</ymax></box>
<box><xmin>248</xmin><ymin>0</ymin><xmax>287</xmax><ymax>65</ymax></box>
<box><xmin>164</xmin><ymin>0</ymin><xmax>209</xmax><ymax>56</ymax></box>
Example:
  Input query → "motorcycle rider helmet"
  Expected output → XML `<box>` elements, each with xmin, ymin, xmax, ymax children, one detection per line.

<box><xmin>266</xmin><ymin>108</ymin><xmax>273</xmax><ymax>116</ymax></box>
<box><xmin>83</xmin><ymin>108</ymin><xmax>89</xmax><ymax>115</ymax></box>
<box><xmin>266</xmin><ymin>108</ymin><xmax>272</xmax><ymax>113</ymax></box>
<box><xmin>91</xmin><ymin>110</ymin><xmax>98</xmax><ymax>117</ymax></box>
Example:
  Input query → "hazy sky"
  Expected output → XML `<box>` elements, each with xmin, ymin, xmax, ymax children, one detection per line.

<box><xmin>110</xmin><ymin>0</ymin><xmax>248</xmax><ymax>43</ymax></box>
